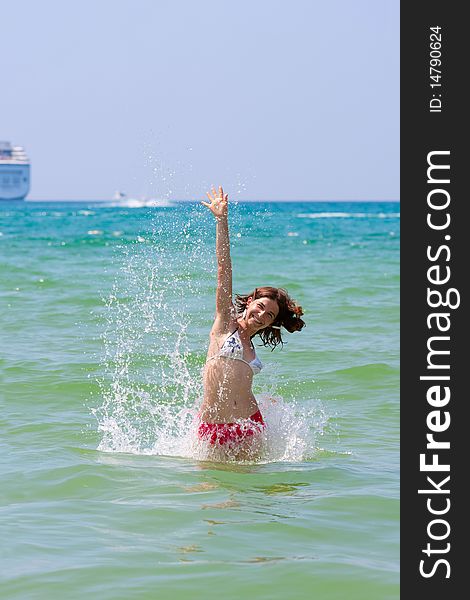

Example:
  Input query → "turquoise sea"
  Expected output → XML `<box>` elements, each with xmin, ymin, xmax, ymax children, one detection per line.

<box><xmin>1</xmin><ymin>200</ymin><xmax>399</xmax><ymax>599</ymax></box>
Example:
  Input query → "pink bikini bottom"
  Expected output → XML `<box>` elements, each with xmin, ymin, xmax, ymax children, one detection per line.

<box><xmin>197</xmin><ymin>410</ymin><xmax>265</xmax><ymax>446</ymax></box>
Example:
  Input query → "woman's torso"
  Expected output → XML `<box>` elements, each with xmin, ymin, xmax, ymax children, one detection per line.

<box><xmin>199</xmin><ymin>320</ymin><xmax>263</xmax><ymax>423</ymax></box>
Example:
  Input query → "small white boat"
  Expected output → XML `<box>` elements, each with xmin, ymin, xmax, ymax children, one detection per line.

<box><xmin>109</xmin><ymin>191</ymin><xmax>176</xmax><ymax>208</ymax></box>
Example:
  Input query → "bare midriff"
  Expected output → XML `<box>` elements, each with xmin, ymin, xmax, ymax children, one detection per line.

<box><xmin>199</xmin><ymin>357</ymin><xmax>260</xmax><ymax>423</ymax></box>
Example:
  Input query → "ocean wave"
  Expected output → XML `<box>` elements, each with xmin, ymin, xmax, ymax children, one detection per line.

<box><xmin>296</xmin><ymin>212</ymin><xmax>400</xmax><ymax>219</ymax></box>
<box><xmin>321</xmin><ymin>362</ymin><xmax>399</xmax><ymax>381</ymax></box>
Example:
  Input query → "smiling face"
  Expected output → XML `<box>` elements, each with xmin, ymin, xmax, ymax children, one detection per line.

<box><xmin>245</xmin><ymin>296</ymin><xmax>280</xmax><ymax>331</ymax></box>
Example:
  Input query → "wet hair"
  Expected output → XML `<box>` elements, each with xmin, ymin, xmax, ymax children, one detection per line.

<box><xmin>234</xmin><ymin>286</ymin><xmax>305</xmax><ymax>349</ymax></box>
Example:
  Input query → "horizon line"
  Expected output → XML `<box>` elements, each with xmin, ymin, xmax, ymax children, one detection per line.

<box><xmin>24</xmin><ymin>198</ymin><xmax>400</xmax><ymax>203</ymax></box>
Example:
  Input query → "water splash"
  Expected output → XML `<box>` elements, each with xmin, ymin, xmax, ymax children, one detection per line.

<box><xmin>93</xmin><ymin>209</ymin><xmax>209</xmax><ymax>452</ymax></box>
<box><xmin>93</xmin><ymin>207</ymin><xmax>331</xmax><ymax>463</ymax></box>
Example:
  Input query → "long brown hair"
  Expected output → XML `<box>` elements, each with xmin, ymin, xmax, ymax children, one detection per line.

<box><xmin>235</xmin><ymin>286</ymin><xmax>305</xmax><ymax>349</ymax></box>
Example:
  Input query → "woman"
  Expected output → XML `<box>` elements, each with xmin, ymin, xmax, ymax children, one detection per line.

<box><xmin>198</xmin><ymin>186</ymin><xmax>305</xmax><ymax>459</ymax></box>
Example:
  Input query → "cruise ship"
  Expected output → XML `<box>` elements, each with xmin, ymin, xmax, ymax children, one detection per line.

<box><xmin>0</xmin><ymin>141</ymin><xmax>30</xmax><ymax>200</ymax></box>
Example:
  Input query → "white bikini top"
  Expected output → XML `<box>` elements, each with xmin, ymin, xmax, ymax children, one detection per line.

<box><xmin>207</xmin><ymin>328</ymin><xmax>263</xmax><ymax>375</ymax></box>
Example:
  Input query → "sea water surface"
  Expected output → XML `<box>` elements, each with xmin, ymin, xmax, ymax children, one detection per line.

<box><xmin>1</xmin><ymin>200</ymin><xmax>399</xmax><ymax>599</ymax></box>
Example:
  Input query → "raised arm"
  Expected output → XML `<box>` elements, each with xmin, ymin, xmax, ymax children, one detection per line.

<box><xmin>201</xmin><ymin>186</ymin><xmax>233</xmax><ymax>321</ymax></box>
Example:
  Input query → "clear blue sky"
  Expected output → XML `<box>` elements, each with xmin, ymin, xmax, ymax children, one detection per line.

<box><xmin>2</xmin><ymin>0</ymin><xmax>399</xmax><ymax>201</ymax></box>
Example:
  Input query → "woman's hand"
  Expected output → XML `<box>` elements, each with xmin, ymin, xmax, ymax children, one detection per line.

<box><xmin>201</xmin><ymin>185</ymin><xmax>228</xmax><ymax>219</ymax></box>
